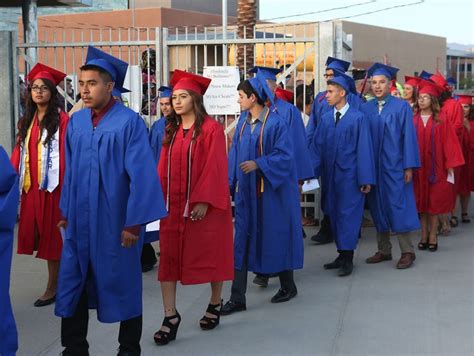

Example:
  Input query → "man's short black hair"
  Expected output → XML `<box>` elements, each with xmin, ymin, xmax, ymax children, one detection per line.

<box><xmin>79</xmin><ymin>64</ymin><xmax>114</xmax><ymax>83</ymax></box>
<box><xmin>237</xmin><ymin>80</ymin><xmax>265</xmax><ymax>106</ymax></box>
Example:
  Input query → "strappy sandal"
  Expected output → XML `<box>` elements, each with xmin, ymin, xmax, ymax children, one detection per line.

<box><xmin>449</xmin><ymin>216</ymin><xmax>459</xmax><ymax>228</ymax></box>
<box><xmin>461</xmin><ymin>213</ymin><xmax>471</xmax><ymax>223</ymax></box>
<box><xmin>199</xmin><ymin>300</ymin><xmax>222</xmax><ymax>330</ymax></box>
<box><xmin>417</xmin><ymin>241</ymin><xmax>429</xmax><ymax>250</ymax></box>
<box><xmin>153</xmin><ymin>311</ymin><xmax>181</xmax><ymax>345</ymax></box>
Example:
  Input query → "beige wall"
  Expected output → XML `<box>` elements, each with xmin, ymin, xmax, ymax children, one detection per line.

<box><xmin>342</xmin><ymin>21</ymin><xmax>446</xmax><ymax>80</ymax></box>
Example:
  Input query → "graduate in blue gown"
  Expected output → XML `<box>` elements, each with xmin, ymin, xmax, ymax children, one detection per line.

<box><xmin>55</xmin><ymin>46</ymin><xmax>167</xmax><ymax>355</ymax></box>
<box><xmin>222</xmin><ymin>74</ymin><xmax>304</xmax><ymax>315</ymax></box>
<box><xmin>310</xmin><ymin>71</ymin><xmax>375</xmax><ymax>277</ymax></box>
<box><xmin>248</xmin><ymin>66</ymin><xmax>314</xmax><ymax>181</ymax></box>
<box><xmin>0</xmin><ymin>145</ymin><xmax>19</xmax><ymax>356</ymax></box>
<box><xmin>362</xmin><ymin>63</ymin><xmax>420</xmax><ymax>270</ymax></box>
<box><xmin>306</xmin><ymin>57</ymin><xmax>364</xmax><ymax>245</ymax></box>
<box><xmin>140</xmin><ymin>85</ymin><xmax>173</xmax><ymax>272</ymax></box>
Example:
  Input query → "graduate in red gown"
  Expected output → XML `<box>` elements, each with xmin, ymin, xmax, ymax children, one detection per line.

<box><xmin>10</xmin><ymin>63</ymin><xmax>68</xmax><ymax>307</ymax></box>
<box><xmin>457</xmin><ymin>95</ymin><xmax>474</xmax><ymax>222</ymax></box>
<box><xmin>154</xmin><ymin>70</ymin><xmax>234</xmax><ymax>345</ymax></box>
<box><xmin>430</xmin><ymin>72</ymin><xmax>465</xmax><ymax>227</ymax></box>
<box><xmin>413</xmin><ymin>80</ymin><xmax>464</xmax><ymax>252</ymax></box>
<box><xmin>403</xmin><ymin>76</ymin><xmax>420</xmax><ymax>109</ymax></box>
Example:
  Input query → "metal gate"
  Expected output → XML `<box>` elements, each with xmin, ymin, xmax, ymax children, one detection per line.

<box><xmin>14</xmin><ymin>20</ymin><xmax>353</xmax><ymax>218</ymax></box>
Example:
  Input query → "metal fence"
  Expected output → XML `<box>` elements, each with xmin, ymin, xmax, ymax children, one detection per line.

<box><xmin>14</xmin><ymin>21</ymin><xmax>353</xmax><ymax>220</ymax></box>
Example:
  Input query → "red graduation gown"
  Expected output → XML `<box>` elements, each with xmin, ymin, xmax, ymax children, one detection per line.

<box><xmin>158</xmin><ymin>117</ymin><xmax>234</xmax><ymax>285</ymax></box>
<box><xmin>440</xmin><ymin>99</ymin><xmax>465</xmax><ymax>199</ymax></box>
<box><xmin>458</xmin><ymin>126</ymin><xmax>472</xmax><ymax>195</ymax></box>
<box><xmin>413</xmin><ymin>113</ymin><xmax>464</xmax><ymax>214</ymax></box>
<box><xmin>11</xmin><ymin>112</ymin><xmax>68</xmax><ymax>261</ymax></box>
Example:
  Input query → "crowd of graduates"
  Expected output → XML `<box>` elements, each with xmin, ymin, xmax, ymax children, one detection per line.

<box><xmin>0</xmin><ymin>45</ymin><xmax>473</xmax><ymax>356</ymax></box>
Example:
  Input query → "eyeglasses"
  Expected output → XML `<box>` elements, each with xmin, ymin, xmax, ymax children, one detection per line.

<box><xmin>323</xmin><ymin>74</ymin><xmax>334</xmax><ymax>79</ymax></box>
<box><xmin>31</xmin><ymin>85</ymin><xmax>50</xmax><ymax>92</ymax></box>
<box><xmin>418</xmin><ymin>96</ymin><xmax>431</xmax><ymax>101</ymax></box>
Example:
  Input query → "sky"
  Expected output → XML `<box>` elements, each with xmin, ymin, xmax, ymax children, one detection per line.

<box><xmin>260</xmin><ymin>0</ymin><xmax>474</xmax><ymax>45</ymax></box>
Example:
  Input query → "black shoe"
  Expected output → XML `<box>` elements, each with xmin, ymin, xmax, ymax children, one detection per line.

<box><xmin>221</xmin><ymin>300</ymin><xmax>246</xmax><ymax>315</ymax></box>
<box><xmin>34</xmin><ymin>295</ymin><xmax>56</xmax><ymax>307</ymax></box>
<box><xmin>338</xmin><ymin>260</ymin><xmax>354</xmax><ymax>277</ymax></box>
<box><xmin>199</xmin><ymin>300</ymin><xmax>222</xmax><ymax>330</ymax></box>
<box><xmin>270</xmin><ymin>288</ymin><xmax>297</xmax><ymax>303</ymax></box>
<box><xmin>117</xmin><ymin>351</ymin><xmax>139</xmax><ymax>356</ymax></box>
<box><xmin>153</xmin><ymin>311</ymin><xmax>181</xmax><ymax>346</ymax></box>
<box><xmin>310</xmin><ymin>230</ymin><xmax>334</xmax><ymax>244</ymax></box>
<box><xmin>141</xmin><ymin>263</ymin><xmax>155</xmax><ymax>272</ymax></box>
<box><xmin>252</xmin><ymin>274</ymin><xmax>269</xmax><ymax>288</ymax></box>
<box><xmin>323</xmin><ymin>255</ymin><xmax>343</xmax><ymax>270</ymax></box>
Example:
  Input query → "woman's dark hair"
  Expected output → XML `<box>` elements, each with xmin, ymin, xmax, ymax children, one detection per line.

<box><xmin>17</xmin><ymin>78</ymin><xmax>62</xmax><ymax>147</ymax></box>
<box><xmin>414</xmin><ymin>94</ymin><xmax>442</xmax><ymax>124</ymax></box>
<box><xmin>163</xmin><ymin>90</ymin><xmax>209</xmax><ymax>145</ymax></box>
<box><xmin>295</xmin><ymin>84</ymin><xmax>314</xmax><ymax>112</ymax></box>
<box><xmin>469</xmin><ymin>104</ymin><xmax>474</xmax><ymax>120</ymax></box>
<box><xmin>438</xmin><ymin>90</ymin><xmax>452</xmax><ymax>107</ymax></box>
<box><xmin>237</xmin><ymin>80</ymin><xmax>265</xmax><ymax>106</ymax></box>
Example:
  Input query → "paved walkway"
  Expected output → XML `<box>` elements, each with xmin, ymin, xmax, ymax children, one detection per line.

<box><xmin>10</xmin><ymin>206</ymin><xmax>474</xmax><ymax>355</ymax></box>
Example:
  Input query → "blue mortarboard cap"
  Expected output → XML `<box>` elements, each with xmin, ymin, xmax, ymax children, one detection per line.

<box><xmin>248</xmin><ymin>66</ymin><xmax>282</xmax><ymax>81</ymax></box>
<box><xmin>112</xmin><ymin>86</ymin><xmax>130</xmax><ymax>97</ymax></box>
<box><xmin>85</xmin><ymin>46</ymin><xmax>129</xmax><ymax>89</ymax></box>
<box><xmin>419</xmin><ymin>70</ymin><xmax>433</xmax><ymax>80</ymax></box>
<box><xmin>447</xmin><ymin>77</ymin><xmax>457</xmax><ymax>85</ymax></box>
<box><xmin>248</xmin><ymin>72</ymin><xmax>276</xmax><ymax>107</ymax></box>
<box><xmin>325</xmin><ymin>56</ymin><xmax>351</xmax><ymax>72</ymax></box>
<box><xmin>368</xmin><ymin>63</ymin><xmax>399</xmax><ymax>79</ymax></box>
<box><xmin>158</xmin><ymin>86</ymin><xmax>172</xmax><ymax>98</ymax></box>
<box><xmin>327</xmin><ymin>70</ymin><xmax>357</xmax><ymax>95</ymax></box>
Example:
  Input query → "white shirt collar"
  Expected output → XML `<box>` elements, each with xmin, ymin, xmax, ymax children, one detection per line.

<box><xmin>334</xmin><ymin>102</ymin><xmax>350</xmax><ymax>120</ymax></box>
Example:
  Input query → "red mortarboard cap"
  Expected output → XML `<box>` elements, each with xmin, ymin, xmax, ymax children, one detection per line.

<box><xmin>27</xmin><ymin>63</ymin><xmax>66</xmax><ymax>86</ymax></box>
<box><xmin>390</xmin><ymin>81</ymin><xmax>398</xmax><ymax>92</ymax></box>
<box><xmin>170</xmin><ymin>70</ymin><xmax>211</xmax><ymax>96</ymax></box>
<box><xmin>275</xmin><ymin>87</ymin><xmax>294</xmax><ymax>103</ymax></box>
<box><xmin>458</xmin><ymin>95</ymin><xmax>473</xmax><ymax>106</ymax></box>
<box><xmin>404</xmin><ymin>76</ymin><xmax>421</xmax><ymax>88</ymax></box>
<box><xmin>418</xmin><ymin>79</ymin><xmax>444</xmax><ymax>98</ymax></box>
<box><xmin>429</xmin><ymin>71</ymin><xmax>448</xmax><ymax>90</ymax></box>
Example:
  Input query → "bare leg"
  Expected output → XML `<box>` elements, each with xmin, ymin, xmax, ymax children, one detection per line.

<box><xmin>200</xmin><ymin>282</ymin><xmax>223</xmax><ymax>327</ymax></box>
<box><xmin>419</xmin><ymin>213</ymin><xmax>428</xmax><ymax>243</ymax></box>
<box><xmin>428</xmin><ymin>215</ymin><xmax>439</xmax><ymax>245</ymax></box>
<box><xmin>460</xmin><ymin>195</ymin><xmax>470</xmax><ymax>219</ymax></box>
<box><xmin>156</xmin><ymin>281</ymin><xmax>178</xmax><ymax>337</ymax></box>
<box><xmin>41</xmin><ymin>260</ymin><xmax>59</xmax><ymax>300</ymax></box>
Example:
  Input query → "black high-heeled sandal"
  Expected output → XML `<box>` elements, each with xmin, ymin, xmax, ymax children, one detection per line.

<box><xmin>199</xmin><ymin>300</ymin><xmax>222</xmax><ymax>330</ymax></box>
<box><xmin>449</xmin><ymin>216</ymin><xmax>458</xmax><ymax>227</ymax></box>
<box><xmin>428</xmin><ymin>243</ymin><xmax>438</xmax><ymax>252</ymax></box>
<box><xmin>154</xmin><ymin>311</ymin><xmax>181</xmax><ymax>345</ymax></box>
<box><xmin>418</xmin><ymin>241</ymin><xmax>429</xmax><ymax>250</ymax></box>
<box><xmin>461</xmin><ymin>214</ymin><xmax>471</xmax><ymax>223</ymax></box>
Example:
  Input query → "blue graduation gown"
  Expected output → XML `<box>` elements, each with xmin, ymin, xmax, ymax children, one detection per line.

<box><xmin>311</xmin><ymin>107</ymin><xmax>375</xmax><ymax>250</ymax></box>
<box><xmin>142</xmin><ymin>117</ymin><xmax>167</xmax><ymax>244</ymax></box>
<box><xmin>55</xmin><ymin>102</ymin><xmax>167</xmax><ymax>323</ymax></box>
<box><xmin>0</xmin><ymin>146</ymin><xmax>19</xmax><ymax>356</ymax></box>
<box><xmin>229</xmin><ymin>109</ymin><xmax>304</xmax><ymax>273</ymax></box>
<box><xmin>306</xmin><ymin>91</ymin><xmax>363</xmax><ymax>148</ymax></box>
<box><xmin>275</xmin><ymin>98</ymin><xmax>314</xmax><ymax>180</ymax></box>
<box><xmin>361</xmin><ymin>97</ymin><xmax>421</xmax><ymax>233</ymax></box>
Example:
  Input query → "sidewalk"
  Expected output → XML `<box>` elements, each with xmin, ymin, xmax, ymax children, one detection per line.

<box><xmin>10</xmin><ymin>210</ymin><xmax>474</xmax><ymax>355</ymax></box>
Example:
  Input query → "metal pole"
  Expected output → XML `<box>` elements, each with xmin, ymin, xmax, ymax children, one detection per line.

<box><xmin>22</xmin><ymin>0</ymin><xmax>38</xmax><ymax>68</ymax></box>
<box><xmin>222</xmin><ymin>0</ymin><xmax>228</xmax><ymax>66</ymax></box>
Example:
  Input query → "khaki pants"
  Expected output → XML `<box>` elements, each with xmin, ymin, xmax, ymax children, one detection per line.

<box><xmin>376</xmin><ymin>231</ymin><xmax>414</xmax><ymax>255</ymax></box>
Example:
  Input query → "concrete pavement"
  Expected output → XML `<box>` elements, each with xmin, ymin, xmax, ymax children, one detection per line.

<box><xmin>10</xmin><ymin>207</ymin><xmax>474</xmax><ymax>355</ymax></box>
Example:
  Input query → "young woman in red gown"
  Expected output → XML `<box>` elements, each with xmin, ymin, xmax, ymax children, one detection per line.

<box><xmin>153</xmin><ymin>70</ymin><xmax>233</xmax><ymax>345</ymax></box>
<box><xmin>457</xmin><ymin>95</ymin><xmax>474</xmax><ymax>223</ymax></box>
<box><xmin>413</xmin><ymin>80</ymin><xmax>464</xmax><ymax>252</ymax></box>
<box><xmin>10</xmin><ymin>64</ymin><xmax>69</xmax><ymax>306</ymax></box>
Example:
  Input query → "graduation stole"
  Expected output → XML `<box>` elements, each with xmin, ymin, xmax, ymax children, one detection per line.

<box><xmin>416</xmin><ymin>115</ymin><xmax>437</xmax><ymax>184</ymax></box>
<box><xmin>19</xmin><ymin>116</ymin><xmax>60</xmax><ymax>193</ymax></box>
<box><xmin>166</xmin><ymin>127</ymin><xmax>197</xmax><ymax>218</ymax></box>
<box><xmin>239</xmin><ymin>109</ymin><xmax>270</xmax><ymax>195</ymax></box>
